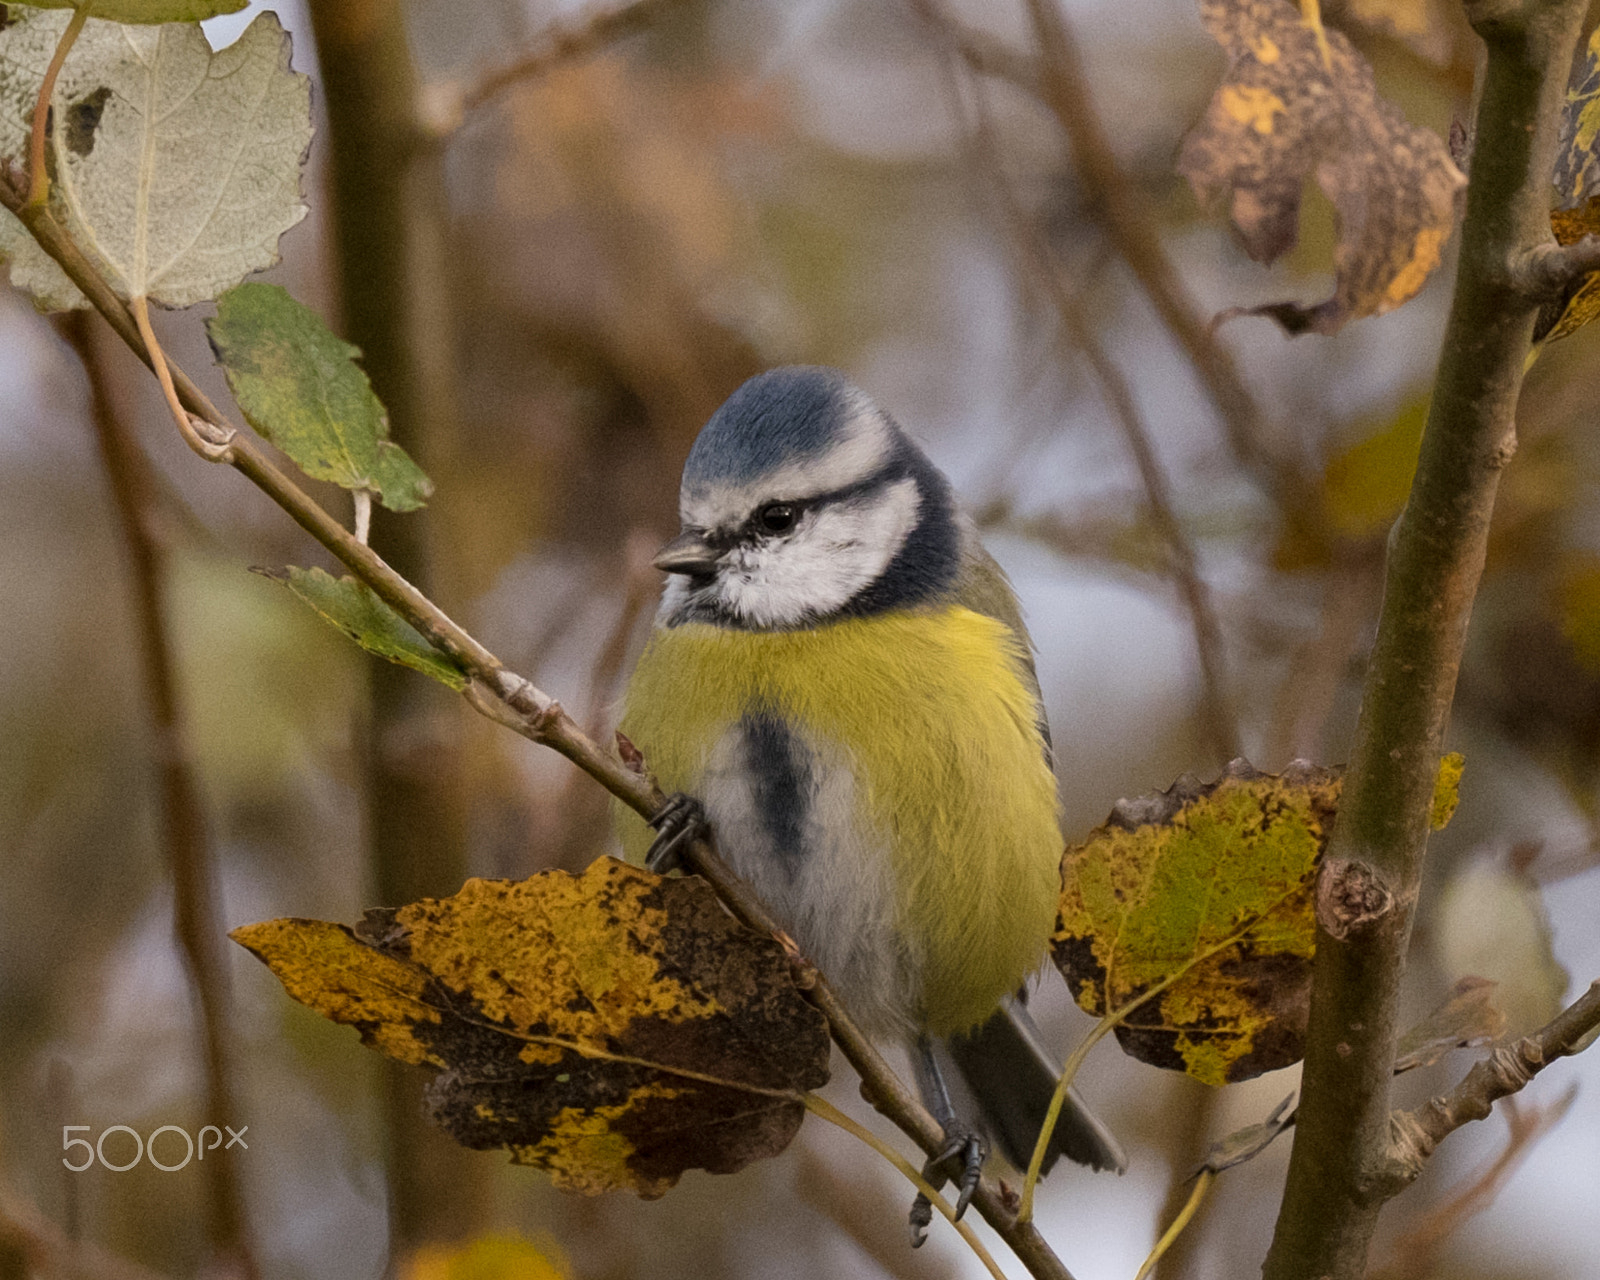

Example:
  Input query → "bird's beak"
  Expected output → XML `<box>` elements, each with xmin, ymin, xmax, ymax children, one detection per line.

<box><xmin>653</xmin><ymin>530</ymin><xmax>721</xmax><ymax>576</ymax></box>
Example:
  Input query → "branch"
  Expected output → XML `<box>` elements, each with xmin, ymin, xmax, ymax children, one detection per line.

<box><xmin>56</xmin><ymin>311</ymin><xmax>259</xmax><ymax>1280</ymax></box>
<box><xmin>1511</xmin><ymin>233</ymin><xmax>1600</xmax><ymax>297</ymax></box>
<box><xmin>1371</xmin><ymin>1088</ymin><xmax>1577</xmax><ymax>1280</ymax></box>
<box><xmin>303</xmin><ymin>0</ymin><xmax>486</xmax><ymax>1242</ymax></box>
<box><xmin>0</xmin><ymin>165</ymin><xmax>1079</xmax><ymax>1280</ymax></box>
<box><xmin>913</xmin><ymin>6</ymin><xmax>1241</xmax><ymax>765</ymax></box>
<box><xmin>941</xmin><ymin>0</ymin><xmax>1317</xmax><ymax>528</ymax></box>
<box><xmin>1261</xmin><ymin>0</ymin><xmax>1592</xmax><ymax>1271</ymax></box>
<box><xmin>1387</xmin><ymin>980</ymin><xmax>1600</xmax><ymax>1177</ymax></box>
<box><xmin>421</xmin><ymin>0</ymin><xmax>688</xmax><ymax>138</ymax></box>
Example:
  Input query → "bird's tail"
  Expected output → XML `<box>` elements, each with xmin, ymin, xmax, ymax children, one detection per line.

<box><xmin>947</xmin><ymin>1000</ymin><xmax>1126</xmax><ymax>1176</ymax></box>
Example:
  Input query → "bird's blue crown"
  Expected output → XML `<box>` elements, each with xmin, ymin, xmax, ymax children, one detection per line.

<box><xmin>683</xmin><ymin>366</ymin><xmax>865</xmax><ymax>488</ymax></box>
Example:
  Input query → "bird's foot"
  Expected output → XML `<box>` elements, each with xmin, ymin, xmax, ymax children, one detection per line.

<box><xmin>908</xmin><ymin>1124</ymin><xmax>985</xmax><ymax>1246</ymax></box>
<box><xmin>645</xmin><ymin>793</ymin><xmax>707</xmax><ymax>874</ymax></box>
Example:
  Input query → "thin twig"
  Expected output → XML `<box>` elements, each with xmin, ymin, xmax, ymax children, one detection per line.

<box><xmin>1135</xmin><ymin>1169</ymin><xmax>1215</xmax><ymax>1280</ymax></box>
<box><xmin>1385</xmin><ymin>981</ymin><xmax>1600</xmax><ymax>1178</ymax></box>
<box><xmin>793</xmin><ymin>1144</ymin><xmax>963</xmax><ymax>1280</ymax></box>
<box><xmin>55</xmin><ymin>311</ymin><xmax>260</xmax><ymax>1279</ymax></box>
<box><xmin>0</xmin><ymin>164</ymin><xmax>1079</xmax><ymax>1280</ymax></box>
<box><xmin>424</xmin><ymin>0</ymin><xmax>689</xmax><ymax>137</ymax></box>
<box><xmin>1511</xmin><ymin>234</ymin><xmax>1600</xmax><ymax>296</ymax></box>
<box><xmin>129</xmin><ymin>295</ymin><xmax>236</xmax><ymax>462</ymax></box>
<box><xmin>915</xmin><ymin>10</ymin><xmax>1240</xmax><ymax>764</ymax></box>
<box><xmin>1369</xmin><ymin>1090</ymin><xmax>1577</xmax><ymax>1280</ymax></box>
<box><xmin>934</xmin><ymin>0</ymin><xmax>1314</xmax><ymax>527</ymax></box>
<box><xmin>803</xmin><ymin>1095</ymin><xmax>1008</xmax><ymax>1280</ymax></box>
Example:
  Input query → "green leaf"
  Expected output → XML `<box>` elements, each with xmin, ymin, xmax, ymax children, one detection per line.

<box><xmin>208</xmin><ymin>284</ymin><xmax>431</xmax><ymax>511</ymax></box>
<box><xmin>11</xmin><ymin>0</ymin><xmax>248</xmax><ymax>23</ymax></box>
<box><xmin>1055</xmin><ymin>760</ymin><xmax>1342</xmax><ymax>1086</ymax></box>
<box><xmin>259</xmin><ymin>566</ymin><xmax>466</xmax><ymax>690</ymax></box>
<box><xmin>0</xmin><ymin>10</ymin><xmax>310</xmax><ymax>309</ymax></box>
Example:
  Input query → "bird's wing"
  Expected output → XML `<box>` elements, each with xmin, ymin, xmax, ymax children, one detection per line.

<box><xmin>951</xmin><ymin>518</ymin><xmax>1052</xmax><ymax>761</ymax></box>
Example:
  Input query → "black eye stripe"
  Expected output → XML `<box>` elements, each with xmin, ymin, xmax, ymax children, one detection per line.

<box><xmin>738</xmin><ymin>460</ymin><xmax>912</xmax><ymax>538</ymax></box>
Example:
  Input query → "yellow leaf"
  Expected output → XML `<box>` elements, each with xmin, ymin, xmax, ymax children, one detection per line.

<box><xmin>1320</xmin><ymin>394</ymin><xmax>1429</xmax><ymax>541</ymax></box>
<box><xmin>1430</xmin><ymin>752</ymin><xmax>1465</xmax><ymax>830</ymax></box>
<box><xmin>234</xmin><ymin>859</ymin><xmax>830</xmax><ymax>1197</ymax></box>
<box><xmin>401</xmin><ymin>1234</ymin><xmax>569</xmax><ymax>1280</ymax></box>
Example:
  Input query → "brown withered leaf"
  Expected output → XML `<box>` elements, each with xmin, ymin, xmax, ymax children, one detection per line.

<box><xmin>233</xmin><ymin>859</ymin><xmax>830</xmax><ymax>1198</ymax></box>
<box><xmin>1179</xmin><ymin>0</ymin><xmax>1465</xmax><ymax>334</ymax></box>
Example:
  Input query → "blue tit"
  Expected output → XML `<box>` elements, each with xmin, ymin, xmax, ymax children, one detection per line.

<box><xmin>617</xmin><ymin>366</ymin><xmax>1124</xmax><ymax>1212</ymax></box>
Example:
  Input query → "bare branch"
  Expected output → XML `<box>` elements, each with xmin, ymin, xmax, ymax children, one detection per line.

<box><xmin>56</xmin><ymin>312</ymin><xmax>260</xmax><ymax>1280</ymax></box>
<box><xmin>932</xmin><ymin>0</ymin><xmax>1315</xmax><ymax>525</ymax></box>
<box><xmin>1262</xmin><ymin>0</ymin><xmax>1593</xmax><ymax>1269</ymax></box>
<box><xmin>914</xmin><ymin>7</ymin><xmax>1241</xmax><ymax>765</ymax></box>
<box><xmin>1371</xmin><ymin>1089</ymin><xmax>1578</xmax><ymax>1280</ymax></box>
<box><xmin>422</xmin><ymin>0</ymin><xmax>689</xmax><ymax>138</ymax></box>
<box><xmin>1511</xmin><ymin>234</ymin><xmax>1600</xmax><ymax>298</ymax></box>
<box><xmin>0</xmin><ymin>162</ymin><xmax>1080</xmax><ymax>1280</ymax></box>
<box><xmin>1387</xmin><ymin>981</ymin><xmax>1600</xmax><ymax>1177</ymax></box>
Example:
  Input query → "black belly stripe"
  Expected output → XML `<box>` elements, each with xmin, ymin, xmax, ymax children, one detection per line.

<box><xmin>741</xmin><ymin>712</ymin><xmax>812</xmax><ymax>878</ymax></box>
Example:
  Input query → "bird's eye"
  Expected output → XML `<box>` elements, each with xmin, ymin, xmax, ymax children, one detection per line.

<box><xmin>756</xmin><ymin>503</ymin><xmax>797</xmax><ymax>534</ymax></box>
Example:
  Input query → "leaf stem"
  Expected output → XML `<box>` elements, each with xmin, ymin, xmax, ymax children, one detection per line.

<box><xmin>1134</xmin><ymin>1169</ymin><xmax>1214</xmax><ymax>1280</ymax></box>
<box><xmin>802</xmin><ymin>1094</ymin><xmax>1009</xmax><ymax>1280</ymax></box>
<box><xmin>27</xmin><ymin>2</ymin><xmax>92</xmax><ymax>210</ymax></box>
<box><xmin>1018</xmin><ymin>1014</ymin><xmax>1117</xmax><ymax>1223</ymax></box>
<box><xmin>128</xmin><ymin>294</ymin><xmax>236</xmax><ymax>462</ymax></box>
<box><xmin>1297</xmin><ymin>0</ymin><xmax>1333</xmax><ymax>71</ymax></box>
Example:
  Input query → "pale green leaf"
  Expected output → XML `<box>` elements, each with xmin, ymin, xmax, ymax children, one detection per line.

<box><xmin>1433</xmin><ymin>861</ymin><xmax>1569</xmax><ymax>1040</ymax></box>
<box><xmin>0</xmin><ymin>10</ymin><xmax>310</xmax><ymax>310</ymax></box>
<box><xmin>12</xmin><ymin>1</ymin><xmax>248</xmax><ymax>23</ymax></box>
<box><xmin>259</xmin><ymin>566</ymin><xmax>467</xmax><ymax>690</ymax></box>
<box><xmin>208</xmin><ymin>284</ymin><xmax>431</xmax><ymax>510</ymax></box>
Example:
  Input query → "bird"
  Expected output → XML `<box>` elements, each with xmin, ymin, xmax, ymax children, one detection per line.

<box><xmin>616</xmin><ymin>366</ymin><xmax>1124</xmax><ymax>1229</ymax></box>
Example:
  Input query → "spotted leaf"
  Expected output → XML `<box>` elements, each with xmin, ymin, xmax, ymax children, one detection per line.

<box><xmin>1178</xmin><ymin>0</ymin><xmax>1464</xmax><ymax>334</ymax></box>
<box><xmin>233</xmin><ymin>859</ymin><xmax>831</xmax><ymax>1197</ymax></box>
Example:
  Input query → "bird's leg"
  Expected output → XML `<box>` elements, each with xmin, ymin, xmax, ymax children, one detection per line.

<box><xmin>908</xmin><ymin>1037</ymin><xmax>985</xmax><ymax>1244</ymax></box>
<box><xmin>645</xmin><ymin>793</ymin><xmax>707</xmax><ymax>874</ymax></box>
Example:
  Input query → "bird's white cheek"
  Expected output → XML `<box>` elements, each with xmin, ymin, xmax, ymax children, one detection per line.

<box><xmin>718</xmin><ymin>479</ymin><xmax>923</xmax><ymax>627</ymax></box>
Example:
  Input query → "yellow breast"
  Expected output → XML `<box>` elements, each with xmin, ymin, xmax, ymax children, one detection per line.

<box><xmin>618</xmin><ymin>606</ymin><xmax>1062</xmax><ymax>1037</ymax></box>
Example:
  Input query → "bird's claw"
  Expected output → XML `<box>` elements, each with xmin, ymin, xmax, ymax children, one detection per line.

<box><xmin>938</xmin><ymin>1128</ymin><xmax>985</xmax><ymax>1220</ymax></box>
<box><xmin>908</xmin><ymin>1125</ymin><xmax>985</xmax><ymax>1244</ymax></box>
<box><xmin>645</xmin><ymin>793</ymin><xmax>706</xmax><ymax>874</ymax></box>
<box><xmin>908</xmin><ymin>1192</ymin><xmax>934</xmax><ymax>1248</ymax></box>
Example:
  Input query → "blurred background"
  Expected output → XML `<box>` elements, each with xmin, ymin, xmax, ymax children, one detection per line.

<box><xmin>1</xmin><ymin>0</ymin><xmax>1597</xmax><ymax>1277</ymax></box>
